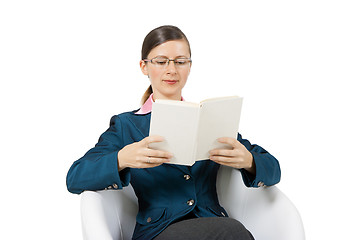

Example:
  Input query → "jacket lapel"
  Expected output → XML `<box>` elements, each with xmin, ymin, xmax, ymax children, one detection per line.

<box><xmin>127</xmin><ymin>113</ymin><xmax>151</xmax><ymax>138</ymax></box>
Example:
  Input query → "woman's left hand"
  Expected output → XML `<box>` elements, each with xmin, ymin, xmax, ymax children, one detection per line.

<box><xmin>209</xmin><ymin>137</ymin><xmax>256</xmax><ymax>175</ymax></box>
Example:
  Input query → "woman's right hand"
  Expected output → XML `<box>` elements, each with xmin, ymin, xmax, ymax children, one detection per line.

<box><xmin>117</xmin><ymin>135</ymin><xmax>173</xmax><ymax>171</ymax></box>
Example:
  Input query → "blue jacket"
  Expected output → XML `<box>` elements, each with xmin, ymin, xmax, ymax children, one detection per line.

<box><xmin>66</xmin><ymin>111</ymin><xmax>281</xmax><ymax>240</ymax></box>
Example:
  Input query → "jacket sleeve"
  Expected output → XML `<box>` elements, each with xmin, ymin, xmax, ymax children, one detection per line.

<box><xmin>237</xmin><ymin>133</ymin><xmax>281</xmax><ymax>188</ymax></box>
<box><xmin>66</xmin><ymin>115</ymin><xmax>131</xmax><ymax>194</ymax></box>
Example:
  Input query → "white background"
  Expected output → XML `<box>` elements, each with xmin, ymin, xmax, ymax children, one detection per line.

<box><xmin>1</xmin><ymin>1</ymin><xmax>359</xmax><ymax>239</ymax></box>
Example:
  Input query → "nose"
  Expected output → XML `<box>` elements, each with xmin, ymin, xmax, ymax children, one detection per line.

<box><xmin>165</xmin><ymin>60</ymin><xmax>177</xmax><ymax>74</ymax></box>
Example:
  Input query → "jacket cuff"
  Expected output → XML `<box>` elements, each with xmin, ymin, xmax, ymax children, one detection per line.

<box><xmin>240</xmin><ymin>152</ymin><xmax>270</xmax><ymax>188</ymax></box>
<box><xmin>104</xmin><ymin>151</ymin><xmax>131</xmax><ymax>190</ymax></box>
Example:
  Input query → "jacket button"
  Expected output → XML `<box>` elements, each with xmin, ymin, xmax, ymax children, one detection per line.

<box><xmin>184</xmin><ymin>174</ymin><xmax>191</xmax><ymax>180</ymax></box>
<box><xmin>147</xmin><ymin>217</ymin><xmax>152</xmax><ymax>223</ymax></box>
<box><xmin>187</xmin><ymin>199</ymin><xmax>195</xmax><ymax>206</ymax></box>
<box><xmin>112</xmin><ymin>183</ymin><xmax>118</xmax><ymax>189</ymax></box>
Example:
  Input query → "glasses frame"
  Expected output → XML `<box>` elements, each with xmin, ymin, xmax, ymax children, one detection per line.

<box><xmin>143</xmin><ymin>57</ymin><xmax>192</xmax><ymax>68</ymax></box>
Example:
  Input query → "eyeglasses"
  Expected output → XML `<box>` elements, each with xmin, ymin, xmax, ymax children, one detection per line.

<box><xmin>144</xmin><ymin>57</ymin><xmax>192</xmax><ymax>68</ymax></box>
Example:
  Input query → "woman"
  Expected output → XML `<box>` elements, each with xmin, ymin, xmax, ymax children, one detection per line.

<box><xmin>67</xmin><ymin>25</ymin><xmax>281</xmax><ymax>240</ymax></box>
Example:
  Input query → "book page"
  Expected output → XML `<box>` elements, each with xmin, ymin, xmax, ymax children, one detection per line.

<box><xmin>200</xmin><ymin>95</ymin><xmax>240</xmax><ymax>104</ymax></box>
<box><xmin>149</xmin><ymin>101</ymin><xmax>200</xmax><ymax>166</ymax></box>
<box><xmin>195</xmin><ymin>96</ymin><xmax>243</xmax><ymax>160</ymax></box>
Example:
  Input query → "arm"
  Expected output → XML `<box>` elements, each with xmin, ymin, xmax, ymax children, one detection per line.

<box><xmin>66</xmin><ymin>115</ymin><xmax>129</xmax><ymax>194</ymax></box>
<box><xmin>66</xmin><ymin>115</ymin><xmax>172</xmax><ymax>194</ymax></box>
<box><xmin>209</xmin><ymin>133</ymin><xmax>281</xmax><ymax>188</ymax></box>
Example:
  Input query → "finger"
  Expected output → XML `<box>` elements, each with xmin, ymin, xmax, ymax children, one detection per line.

<box><xmin>143</xmin><ymin>135</ymin><xmax>165</xmax><ymax>146</ymax></box>
<box><xmin>217</xmin><ymin>137</ymin><xmax>240</xmax><ymax>148</ymax></box>
<box><xmin>209</xmin><ymin>149</ymin><xmax>237</xmax><ymax>157</ymax></box>
<box><xmin>146</xmin><ymin>163</ymin><xmax>163</xmax><ymax>168</ymax></box>
<box><xmin>209</xmin><ymin>155</ymin><xmax>234</xmax><ymax>162</ymax></box>
<box><xmin>146</xmin><ymin>149</ymin><xmax>173</xmax><ymax>159</ymax></box>
<box><xmin>144</xmin><ymin>156</ymin><xmax>171</xmax><ymax>164</ymax></box>
<box><xmin>143</xmin><ymin>162</ymin><xmax>164</xmax><ymax>169</ymax></box>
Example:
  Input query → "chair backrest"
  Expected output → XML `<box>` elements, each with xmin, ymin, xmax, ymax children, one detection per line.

<box><xmin>81</xmin><ymin>166</ymin><xmax>305</xmax><ymax>240</ymax></box>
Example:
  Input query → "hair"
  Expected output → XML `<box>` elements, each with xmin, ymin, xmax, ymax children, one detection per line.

<box><xmin>140</xmin><ymin>25</ymin><xmax>191</xmax><ymax>105</ymax></box>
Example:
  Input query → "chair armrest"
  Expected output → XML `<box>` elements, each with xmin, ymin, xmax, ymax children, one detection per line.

<box><xmin>80</xmin><ymin>186</ymin><xmax>137</xmax><ymax>240</ymax></box>
<box><xmin>217</xmin><ymin>166</ymin><xmax>305</xmax><ymax>240</ymax></box>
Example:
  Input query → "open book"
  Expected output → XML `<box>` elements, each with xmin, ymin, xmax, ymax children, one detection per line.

<box><xmin>149</xmin><ymin>96</ymin><xmax>243</xmax><ymax>166</ymax></box>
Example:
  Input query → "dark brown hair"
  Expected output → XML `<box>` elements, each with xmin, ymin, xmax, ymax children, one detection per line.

<box><xmin>140</xmin><ymin>25</ymin><xmax>191</xmax><ymax>105</ymax></box>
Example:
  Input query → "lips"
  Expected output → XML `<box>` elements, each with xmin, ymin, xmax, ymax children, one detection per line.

<box><xmin>163</xmin><ymin>80</ymin><xmax>178</xmax><ymax>85</ymax></box>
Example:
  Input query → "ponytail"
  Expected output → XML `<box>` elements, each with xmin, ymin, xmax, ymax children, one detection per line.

<box><xmin>141</xmin><ymin>85</ymin><xmax>153</xmax><ymax>105</ymax></box>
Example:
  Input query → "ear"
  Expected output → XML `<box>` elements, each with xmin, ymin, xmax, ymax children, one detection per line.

<box><xmin>140</xmin><ymin>60</ymin><xmax>149</xmax><ymax>76</ymax></box>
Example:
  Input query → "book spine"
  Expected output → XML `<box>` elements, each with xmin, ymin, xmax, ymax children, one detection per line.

<box><xmin>192</xmin><ymin>105</ymin><xmax>202</xmax><ymax>164</ymax></box>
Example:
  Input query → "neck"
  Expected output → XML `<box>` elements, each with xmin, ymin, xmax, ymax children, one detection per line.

<box><xmin>152</xmin><ymin>92</ymin><xmax>182</xmax><ymax>101</ymax></box>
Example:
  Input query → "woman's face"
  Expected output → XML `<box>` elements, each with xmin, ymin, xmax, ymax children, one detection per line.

<box><xmin>140</xmin><ymin>40</ymin><xmax>191</xmax><ymax>101</ymax></box>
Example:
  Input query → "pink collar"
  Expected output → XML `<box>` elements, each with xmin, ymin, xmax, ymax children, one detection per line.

<box><xmin>135</xmin><ymin>93</ymin><xmax>184</xmax><ymax>114</ymax></box>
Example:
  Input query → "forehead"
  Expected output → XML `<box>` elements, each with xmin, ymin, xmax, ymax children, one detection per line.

<box><xmin>147</xmin><ymin>40</ymin><xmax>190</xmax><ymax>59</ymax></box>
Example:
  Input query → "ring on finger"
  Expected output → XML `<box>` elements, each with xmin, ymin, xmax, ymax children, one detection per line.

<box><xmin>147</xmin><ymin>157</ymin><xmax>151</xmax><ymax>164</ymax></box>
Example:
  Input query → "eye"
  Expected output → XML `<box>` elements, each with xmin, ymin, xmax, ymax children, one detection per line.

<box><xmin>175</xmin><ymin>59</ymin><xmax>188</xmax><ymax>65</ymax></box>
<box><xmin>153</xmin><ymin>58</ymin><xmax>168</xmax><ymax>65</ymax></box>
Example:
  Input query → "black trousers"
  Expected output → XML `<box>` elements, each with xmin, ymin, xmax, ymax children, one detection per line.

<box><xmin>154</xmin><ymin>217</ymin><xmax>255</xmax><ymax>240</ymax></box>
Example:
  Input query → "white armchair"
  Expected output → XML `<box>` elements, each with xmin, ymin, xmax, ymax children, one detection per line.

<box><xmin>80</xmin><ymin>166</ymin><xmax>305</xmax><ymax>240</ymax></box>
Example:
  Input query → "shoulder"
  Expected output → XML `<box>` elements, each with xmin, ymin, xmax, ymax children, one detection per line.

<box><xmin>112</xmin><ymin>109</ymin><xmax>140</xmax><ymax>119</ymax></box>
<box><xmin>110</xmin><ymin>109</ymin><xmax>150</xmax><ymax>123</ymax></box>
<box><xmin>113</xmin><ymin>110</ymin><xmax>136</xmax><ymax>119</ymax></box>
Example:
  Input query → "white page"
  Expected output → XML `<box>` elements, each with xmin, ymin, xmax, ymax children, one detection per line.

<box><xmin>195</xmin><ymin>97</ymin><xmax>243</xmax><ymax>160</ymax></box>
<box><xmin>149</xmin><ymin>100</ymin><xmax>200</xmax><ymax>165</ymax></box>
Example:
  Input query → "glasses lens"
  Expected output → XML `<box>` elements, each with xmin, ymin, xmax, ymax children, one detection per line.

<box><xmin>174</xmin><ymin>58</ymin><xmax>190</xmax><ymax>66</ymax></box>
<box><xmin>152</xmin><ymin>58</ymin><xmax>169</xmax><ymax>66</ymax></box>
